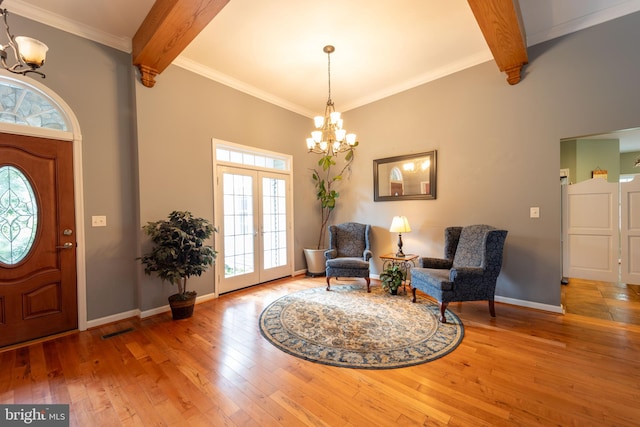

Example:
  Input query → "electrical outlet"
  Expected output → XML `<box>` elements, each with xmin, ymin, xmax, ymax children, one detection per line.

<box><xmin>92</xmin><ymin>215</ymin><xmax>107</xmax><ymax>227</ymax></box>
<box><xmin>530</xmin><ymin>207</ymin><xmax>540</xmax><ymax>219</ymax></box>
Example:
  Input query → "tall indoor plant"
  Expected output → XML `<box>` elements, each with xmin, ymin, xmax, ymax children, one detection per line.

<box><xmin>304</xmin><ymin>145</ymin><xmax>357</xmax><ymax>275</ymax></box>
<box><xmin>139</xmin><ymin>211</ymin><xmax>217</xmax><ymax>319</ymax></box>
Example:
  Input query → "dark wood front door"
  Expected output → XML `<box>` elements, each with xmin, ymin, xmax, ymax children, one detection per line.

<box><xmin>0</xmin><ymin>133</ymin><xmax>77</xmax><ymax>347</ymax></box>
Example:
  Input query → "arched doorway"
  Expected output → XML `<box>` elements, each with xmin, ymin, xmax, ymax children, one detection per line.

<box><xmin>0</xmin><ymin>72</ymin><xmax>86</xmax><ymax>347</ymax></box>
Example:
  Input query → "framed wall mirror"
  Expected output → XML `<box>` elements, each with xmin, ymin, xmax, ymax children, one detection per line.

<box><xmin>373</xmin><ymin>150</ymin><xmax>437</xmax><ymax>201</ymax></box>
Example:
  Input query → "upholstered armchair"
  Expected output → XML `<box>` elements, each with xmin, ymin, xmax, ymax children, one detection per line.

<box><xmin>411</xmin><ymin>224</ymin><xmax>508</xmax><ymax>322</ymax></box>
<box><xmin>325</xmin><ymin>222</ymin><xmax>372</xmax><ymax>292</ymax></box>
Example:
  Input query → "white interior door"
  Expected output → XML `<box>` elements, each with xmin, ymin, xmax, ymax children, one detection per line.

<box><xmin>216</xmin><ymin>166</ymin><xmax>291</xmax><ymax>293</ymax></box>
<box><xmin>563</xmin><ymin>178</ymin><xmax>619</xmax><ymax>281</ymax></box>
<box><xmin>621</xmin><ymin>177</ymin><xmax>640</xmax><ymax>285</ymax></box>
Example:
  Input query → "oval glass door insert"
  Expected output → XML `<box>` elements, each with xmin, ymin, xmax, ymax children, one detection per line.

<box><xmin>0</xmin><ymin>165</ymin><xmax>38</xmax><ymax>265</ymax></box>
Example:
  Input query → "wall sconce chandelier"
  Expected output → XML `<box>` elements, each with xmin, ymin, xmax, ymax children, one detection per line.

<box><xmin>0</xmin><ymin>0</ymin><xmax>48</xmax><ymax>78</ymax></box>
<box><xmin>306</xmin><ymin>45</ymin><xmax>358</xmax><ymax>155</ymax></box>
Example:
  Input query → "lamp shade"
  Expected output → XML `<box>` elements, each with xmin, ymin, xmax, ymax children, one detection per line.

<box><xmin>15</xmin><ymin>36</ymin><xmax>48</xmax><ymax>67</ymax></box>
<box><xmin>389</xmin><ymin>216</ymin><xmax>411</xmax><ymax>233</ymax></box>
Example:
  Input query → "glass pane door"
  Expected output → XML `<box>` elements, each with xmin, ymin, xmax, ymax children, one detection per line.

<box><xmin>218</xmin><ymin>167</ymin><xmax>259</xmax><ymax>293</ymax></box>
<box><xmin>216</xmin><ymin>167</ymin><xmax>291</xmax><ymax>293</ymax></box>
<box><xmin>260</xmin><ymin>172</ymin><xmax>290</xmax><ymax>282</ymax></box>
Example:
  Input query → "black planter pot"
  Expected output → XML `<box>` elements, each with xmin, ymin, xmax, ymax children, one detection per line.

<box><xmin>168</xmin><ymin>291</ymin><xmax>197</xmax><ymax>320</ymax></box>
<box><xmin>390</xmin><ymin>288</ymin><xmax>398</xmax><ymax>295</ymax></box>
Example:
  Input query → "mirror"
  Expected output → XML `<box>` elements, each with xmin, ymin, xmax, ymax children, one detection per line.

<box><xmin>373</xmin><ymin>150</ymin><xmax>437</xmax><ymax>201</ymax></box>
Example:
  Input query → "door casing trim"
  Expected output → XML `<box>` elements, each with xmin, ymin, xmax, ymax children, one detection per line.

<box><xmin>0</xmin><ymin>71</ymin><xmax>86</xmax><ymax>331</ymax></box>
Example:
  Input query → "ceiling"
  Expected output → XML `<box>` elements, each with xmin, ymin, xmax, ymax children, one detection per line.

<box><xmin>6</xmin><ymin>0</ymin><xmax>640</xmax><ymax>152</ymax></box>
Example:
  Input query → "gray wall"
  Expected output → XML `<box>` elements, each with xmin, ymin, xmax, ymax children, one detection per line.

<box><xmin>10</xmin><ymin>15</ymin><xmax>139</xmax><ymax>320</ymax></box>
<box><xmin>10</xmin><ymin>10</ymin><xmax>640</xmax><ymax>319</ymax></box>
<box><xmin>336</xmin><ymin>11</ymin><xmax>640</xmax><ymax>307</ymax></box>
<box><xmin>134</xmin><ymin>66</ymin><xmax>313</xmax><ymax>311</ymax></box>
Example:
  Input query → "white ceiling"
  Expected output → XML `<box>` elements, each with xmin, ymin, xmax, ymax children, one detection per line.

<box><xmin>6</xmin><ymin>0</ymin><xmax>640</xmax><ymax>151</ymax></box>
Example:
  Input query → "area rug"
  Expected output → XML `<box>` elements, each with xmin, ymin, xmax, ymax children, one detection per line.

<box><xmin>259</xmin><ymin>284</ymin><xmax>464</xmax><ymax>369</ymax></box>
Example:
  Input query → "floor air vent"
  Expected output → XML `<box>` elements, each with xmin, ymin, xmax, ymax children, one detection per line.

<box><xmin>101</xmin><ymin>328</ymin><xmax>134</xmax><ymax>339</ymax></box>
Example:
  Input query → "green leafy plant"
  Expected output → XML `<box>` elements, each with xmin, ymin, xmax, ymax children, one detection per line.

<box><xmin>139</xmin><ymin>211</ymin><xmax>217</xmax><ymax>299</ymax></box>
<box><xmin>310</xmin><ymin>143</ymin><xmax>357</xmax><ymax>249</ymax></box>
<box><xmin>379</xmin><ymin>264</ymin><xmax>406</xmax><ymax>294</ymax></box>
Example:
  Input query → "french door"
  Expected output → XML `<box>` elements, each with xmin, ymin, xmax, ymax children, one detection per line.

<box><xmin>216</xmin><ymin>166</ymin><xmax>291</xmax><ymax>293</ymax></box>
<box><xmin>0</xmin><ymin>133</ymin><xmax>77</xmax><ymax>347</ymax></box>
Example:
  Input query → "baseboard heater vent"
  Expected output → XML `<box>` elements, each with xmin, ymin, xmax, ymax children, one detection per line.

<box><xmin>101</xmin><ymin>327</ymin><xmax>134</xmax><ymax>339</ymax></box>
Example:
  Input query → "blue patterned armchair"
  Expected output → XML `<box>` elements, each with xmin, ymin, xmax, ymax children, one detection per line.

<box><xmin>411</xmin><ymin>224</ymin><xmax>508</xmax><ymax>322</ymax></box>
<box><xmin>325</xmin><ymin>222</ymin><xmax>372</xmax><ymax>292</ymax></box>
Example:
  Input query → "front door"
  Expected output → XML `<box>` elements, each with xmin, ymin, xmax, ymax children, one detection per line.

<box><xmin>0</xmin><ymin>133</ymin><xmax>77</xmax><ymax>347</ymax></box>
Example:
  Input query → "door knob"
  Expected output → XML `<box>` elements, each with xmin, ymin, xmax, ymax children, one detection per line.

<box><xmin>56</xmin><ymin>242</ymin><xmax>74</xmax><ymax>249</ymax></box>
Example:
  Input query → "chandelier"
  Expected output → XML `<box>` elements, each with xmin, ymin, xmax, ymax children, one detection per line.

<box><xmin>635</xmin><ymin>156</ymin><xmax>640</xmax><ymax>168</ymax></box>
<box><xmin>306</xmin><ymin>45</ymin><xmax>357</xmax><ymax>155</ymax></box>
<box><xmin>0</xmin><ymin>0</ymin><xmax>48</xmax><ymax>78</ymax></box>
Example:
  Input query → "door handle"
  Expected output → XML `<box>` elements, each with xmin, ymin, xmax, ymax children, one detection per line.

<box><xmin>56</xmin><ymin>242</ymin><xmax>74</xmax><ymax>249</ymax></box>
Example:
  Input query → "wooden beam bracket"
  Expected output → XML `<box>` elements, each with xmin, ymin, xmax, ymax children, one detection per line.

<box><xmin>468</xmin><ymin>0</ymin><xmax>529</xmax><ymax>85</ymax></box>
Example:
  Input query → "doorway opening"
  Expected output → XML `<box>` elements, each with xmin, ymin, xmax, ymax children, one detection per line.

<box><xmin>560</xmin><ymin>128</ymin><xmax>640</xmax><ymax>324</ymax></box>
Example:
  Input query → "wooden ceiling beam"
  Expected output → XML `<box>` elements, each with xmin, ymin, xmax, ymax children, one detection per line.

<box><xmin>132</xmin><ymin>0</ymin><xmax>230</xmax><ymax>88</ymax></box>
<box><xmin>467</xmin><ymin>0</ymin><xmax>528</xmax><ymax>85</ymax></box>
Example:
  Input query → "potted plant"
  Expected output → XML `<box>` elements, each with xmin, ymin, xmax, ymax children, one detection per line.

<box><xmin>379</xmin><ymin>264</ymin><xmax>406</xmax><ymax>295</ymax></box>
<box><xmin>138</xmin><ymin>211</ymin><xmax>217</xmax><ymax>319</ymax></box>
<box><xmin>304</xmin><ymin>145</ymin><xmax>357</xmax><ymax>275</ymax></box>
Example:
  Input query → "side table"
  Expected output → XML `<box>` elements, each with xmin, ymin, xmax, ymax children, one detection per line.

<box><xmin>379</xmin><ymin>253</ymin><xmax>419</xmax><ymax>294</ymax></box>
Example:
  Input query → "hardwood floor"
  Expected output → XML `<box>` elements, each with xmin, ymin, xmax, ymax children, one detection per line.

<box><xmin>562</xmin><ymin>277</ymin><xmax>640</xmax><ymax>325</ymax></box>
<box><xmin>2</xmin><ymin>276</ymin><xmax>640</xmax><ymax>426</ymax></box>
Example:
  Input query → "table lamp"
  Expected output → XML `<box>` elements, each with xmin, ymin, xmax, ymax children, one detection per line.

<box><xmin>389</xmin><ymin>216</ymin><xmax>411</xmax><ymax>257</ymax></box>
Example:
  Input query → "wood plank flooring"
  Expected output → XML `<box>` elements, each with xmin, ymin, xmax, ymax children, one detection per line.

<box><xmin>2</xmin><ymin>275</ymin><xmax>640</xmax><ymax>426</ymax></box>
<box><xmin>562</xmin><ymin>277</ymin><xmax>640</xmax><ymax>324</ymax></box>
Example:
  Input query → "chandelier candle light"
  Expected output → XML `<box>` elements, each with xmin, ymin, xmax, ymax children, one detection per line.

<box><xmin>0</xmin><ymin>0</ymin><xmax>48</xmax><ymax>78</ymax></box>
<box><xmin>306</xmin><ymin>45</ymin><xmax>357</xmax><ymax>155</ymax></box>
<box><xmin>390</xmin><ymin>216</ymin><xmax>411</xmax><ymax>257</ymax></box>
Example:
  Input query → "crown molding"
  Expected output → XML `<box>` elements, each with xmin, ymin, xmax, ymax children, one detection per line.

<box><xmin>6</xmin><ymin>0</ymin><xmax>131</xmax><ymax>52</ymax></box>
<box><xmin>526</xmin><ymin>0</ymin><xmax>640</xmax><ymax>46</ymax></box>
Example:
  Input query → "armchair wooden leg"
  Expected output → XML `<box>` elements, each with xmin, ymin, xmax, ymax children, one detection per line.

<box><xmin>412</xmin><ymin>288</ymin><xmax>417</xmax><ymax>303</ymax></box>
<box><xmin>489</xmin><ymin>299</ymin><xmax>496</xmax><ymax>317</ymax></box>
<box><xmin>365</xmin><ymin>277</ymin><xmax>371</xmax><ymax>293</ymax></box>
<box><xmin>439</xmin><ymin>302</ymin><xmax>448</xmax><ymax>323</ymax></box>
<box><xmin>326</xmin><ymin>276</ymin><xmax>331</xmax><ymax>291</ymax></box>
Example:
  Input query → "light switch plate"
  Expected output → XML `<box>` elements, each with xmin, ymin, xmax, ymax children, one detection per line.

<box><xmin>530</xmin><ymin>207</ymin><xmax>540</xmax><ymax>218</ymax></box>
<box><xmin>92</xmin><ymin>215</ymin><xmax>107</xmax><ymax>227</ymax></box>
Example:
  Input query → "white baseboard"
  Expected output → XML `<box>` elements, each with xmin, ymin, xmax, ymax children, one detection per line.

<box><xmin>85</xmin><ymin>285</ymin><xmax>564</xmax><ymax>329</ymax></box>
<box><xmin>494</xmin><ymin>295</ymin><xmax>563</xmax><ymax>314</ymax></box>
<box><xmin>86</xmin><ymin>292</ymin><xmax>219</xmax><ymax>328</ymax></box>
<box><xmin>86</xmin><ymin>309</ymin><xmax>141</xmax><ymax>329</ymax></box>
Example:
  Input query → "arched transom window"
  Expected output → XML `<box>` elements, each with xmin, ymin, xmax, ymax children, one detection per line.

<box><xmin>0</xmin><ymin>79</ymin><xmax>68</xmax><ymax>130</ymax></box>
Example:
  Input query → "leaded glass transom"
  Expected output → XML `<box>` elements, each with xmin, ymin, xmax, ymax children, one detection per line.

<box><xmin>0</xmin><ymin>79</ymin><xmax>68</xmax><ymax>130</ymax></box>
<box><xmin>0</xmin><ymin>166</ymin><xmax>38</xmax><ymax>265</ymax></box>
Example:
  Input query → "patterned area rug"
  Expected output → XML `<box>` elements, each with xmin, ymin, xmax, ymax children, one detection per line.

<box><xmin>259</xmin><ymin>284</ymin><xmax>464</xmax><ymax>369</ymax></box>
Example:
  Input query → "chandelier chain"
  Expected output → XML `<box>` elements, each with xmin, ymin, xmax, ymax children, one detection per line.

<box><xmin>326</xmin><ymin>48</ymin><xmax>331</xmax><ymax>104</ymax></box>
<box><xmin>305</xmin><ymin>45</ymin><xmax>358</xmax><ymax>156</ymax></box>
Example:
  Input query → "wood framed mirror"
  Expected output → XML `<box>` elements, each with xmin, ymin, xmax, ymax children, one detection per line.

<box><xmin>373</xmin><ymin>150</ymin><xmax>437</xmax><ymax>201</ymax></box>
